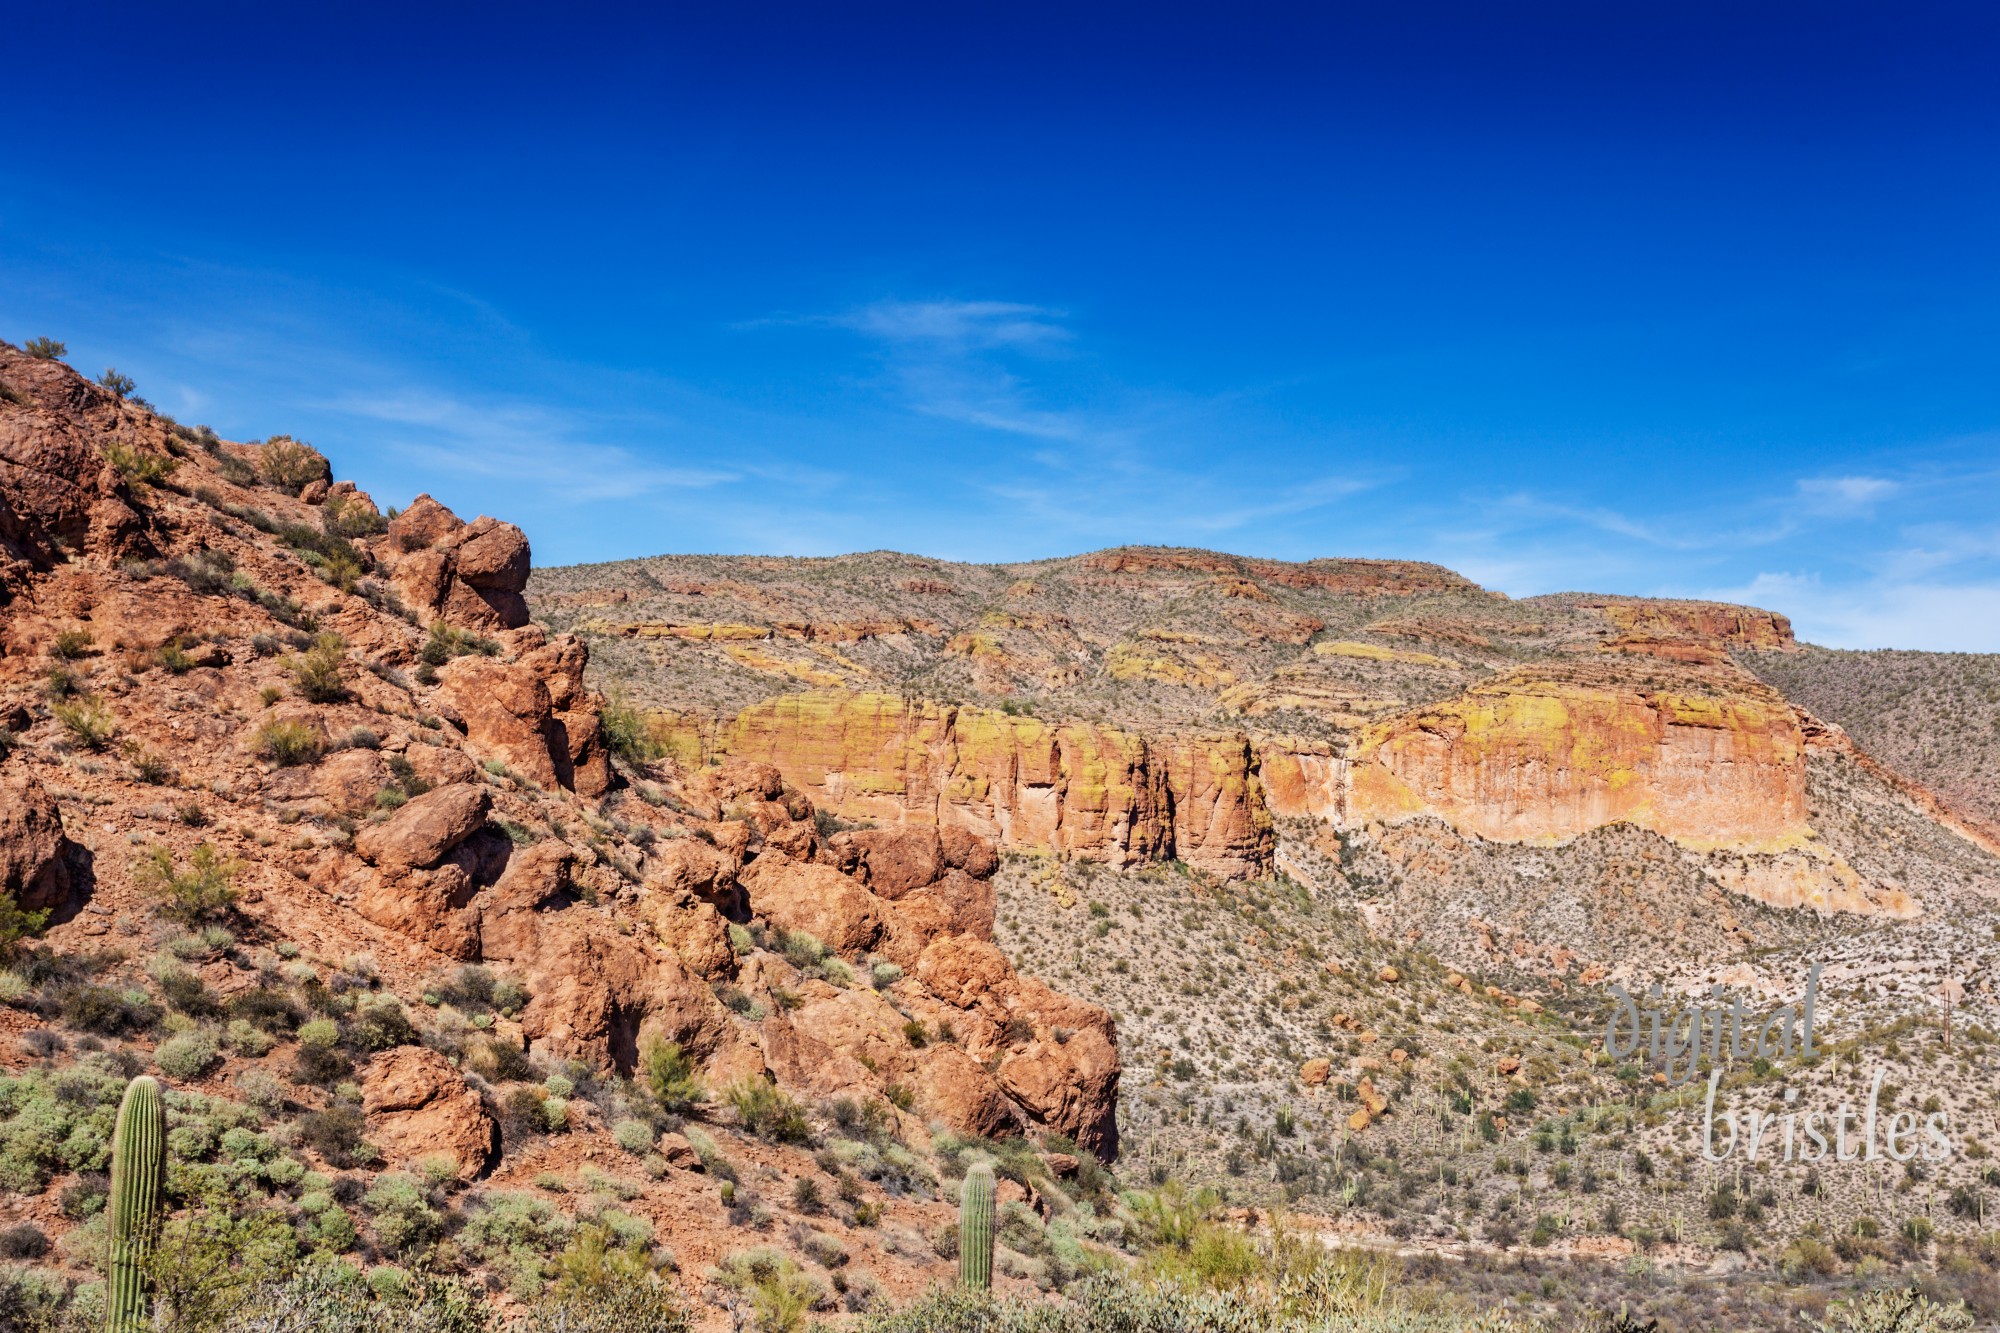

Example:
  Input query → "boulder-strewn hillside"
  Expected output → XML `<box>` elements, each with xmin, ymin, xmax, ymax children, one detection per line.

<box><xmin>0</xmin><ymin>341</ymin><xmax>1125</xmax><ymax>1325</ymax></box>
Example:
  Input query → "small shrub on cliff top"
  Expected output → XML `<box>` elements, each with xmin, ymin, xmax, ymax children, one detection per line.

<box><xmin>259</xmin><ymin>434</ymin><xmax>332</xmax><ymax>493</ymax></box>
<box><xmin>96</xmin><ymin>367</ymin><xmax>135</xmax><ymax>398</ymax></box>
<box><xmin>138</xmin><ymin>843</ymin><xmax>242</xmax><ymax>925</ymax></box>
<box><xmin>22</xmin><ymin>337</ymin><xmax>65</xmax><ymax>360</ymax></box>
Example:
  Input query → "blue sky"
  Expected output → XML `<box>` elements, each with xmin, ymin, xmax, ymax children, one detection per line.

<box><xmin>4</xmin><ymin>4</ymin><xmax>1998</xmax><ymax>649</ymax></box>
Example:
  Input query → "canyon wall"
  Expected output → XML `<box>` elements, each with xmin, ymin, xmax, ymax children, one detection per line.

<box><xmin>677</xmin><ymin>691</ymin><xmax>1274</xmax><ymax>879</ymax></box>
<box><xmin>687</xmin><ymin>674</ymin><xmax>1908</xmax><ymax>916</ymax></box>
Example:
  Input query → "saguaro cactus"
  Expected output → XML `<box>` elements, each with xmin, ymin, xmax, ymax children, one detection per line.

<box><xmin>106</xmin><ymin>1075</ymin><xmax>166</xmax><ymax>1333</ymax></box>
<box><xmin>959</xmin><ymin>1160</ymin><xmax>996</xmax><ymax>1291</ymax></box>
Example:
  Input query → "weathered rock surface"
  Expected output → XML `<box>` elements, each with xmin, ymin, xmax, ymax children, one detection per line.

<box><xmin>386</xmin><ymin>494</ymin><xmax>532</xmax><ymax>630</ymax></box>
<box><xmin>354</xmin><ymin>783</ymin><xmax>490</xmax><ymax>870</ymax></box>
<box><xmin>0</xmin><ymin>772</ymin><xmax>74</xmax><ymax>911</ymax></box>
<box><xmin>361</xmin><ymin>1046</ymin><xmax>497</xmax><ymax>1180</ymax></box>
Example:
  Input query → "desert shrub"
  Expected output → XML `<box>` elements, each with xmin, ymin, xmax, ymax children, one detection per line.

<box><xmin>22</xmin><ymin>337</ymin><xmax>64</xmax><ymax>360</ymax></box>
<box><xmin>517</xmin><ymin>1281</ymin><xmax>694</xmax><ymax>1333</ymax></box>
<box><xmin>713</xmin><ymin>1248</ymin><xmax>823</xmax><ymax>1333</ymax></box>
<box><xmin>598</xmin><ymin>693</ymin><xmax>663</xmax><ymax>764</ymax></box>
<box><xmin>299</xmin><ymin>1105</ymin><xmax>369</xmax><ymax>1167</ymax></box>
<box><xmin>259</xmin><ymin>436</ymin><xmax>332</xmax><ymax>494</ymax></box>
<box><xmin>724</xmin><ymin>1080</ymin><xmax>811</xmax><ymax>1144</ymax></box>
<box><xmin>363</xmin><ymin>1171</ymin><xmax>445</xmax><ymax>1254</ymax></box>
<box><xmin>220</xmin><ymin>1255</ymin><xmax>487</xmax><ymax>1332</ymax></box>
<box><xmin>613</xmin><ymin>1119</ymin><xmax>655</xmax><ymax>1156</ymax></box>
<box><xmin>58</xmin><ymin>983</ymin><xmax>159</xmax><ymax>1036</ymax></box>
<box><xmin>287</xmin><ymin>632</ymin><xmax>349</xmax><ymax>703</ymax></box>
<box><xmin>53</xmin><ymin>695</ymin><xmax>116</xmax><ymax>749</ymax></box>
<box><xmin>137</xmin><ymin>843</ymin><xmax>242</xmax><ymax>924</ymax></box>
<box><xmin>156</xmin><ymin>1028</ymin><xmax>222</xmax><ymax>1081</ymax></box>
<box><xmin>323</xmin><ymin>492</ymin><xmax>387</xmax><ymax>538</ymax></box>
<box><xmin>1803</xmin><ymin>1287</ymin><xmax>1974</xmax><ymax>1332</ymax></box>
<box><xmin>255</xmin><ymin>718</ymin><xmax>323</xmax><ymax>766</ymax></box>
<box><xmin>0</xmin><ymin>1057</ymin><xmax>128</xmax><ymax>1191</ymax></box>
<box><xmin>104</xmin><ymin>440</ymin><xmax>179</xmax><ymax>489</ymax></box>
<box><xmin>166</xmin><ymin>546</ymin><xmax>238</xmax><ymax>595</ymax></box>
<box><xmin>641</xmin><ymin>1037</ymin><xmax>706</xmax><ymax>1114</ymax></box>
<box><xmin>348</xmin><ymin>998</ymin><xmax>418</xmax><ymax>1051</ymax></box>
<box><xmin>0</xmin><ymin>1222</ymin><xmax>48</xmax><ymax>1260</ymax></box>
<box><xmin>230</xmin><ymin>986</ymin><xmax>303</xmax><ymax>1034</ymax></box>
<box><xmin>97</xmin><ymin>367</ymin><xmax>135</xmax><ymax>398</ymax></box>
<box><xmin>48</xmin><ymin>628</ymin><xmax>93</xmax><ymax>661</ymax></box>
<box><xmin>234</xmin><ymin>1068</ymin><xmax>285</xmax><ymax>1114</ymax></box>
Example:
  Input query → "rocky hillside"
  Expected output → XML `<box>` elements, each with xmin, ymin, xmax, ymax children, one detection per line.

<box><xmin>1744</xmin><ymin>645</ymin><xmax>2000</xmax><ymax>846</ymax></box>
<box><xmin>0</xmin><ymin>340</ymin><xmax>1125</xmax><ymax>1325</ymax></box>
<box><xmin>531</xmin><ymin>492</ymin><xmax>2000</xmax><ymax>1288</ymax></box>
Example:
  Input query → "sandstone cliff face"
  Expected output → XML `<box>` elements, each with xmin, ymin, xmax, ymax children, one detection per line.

<box><xmin>1345</xmin><ymin>666</ymin><xmax>1811</xmax><ymax>852</ymax></box>
<box><xmin>697</xmin><ymin>690</ymin><xmax>1273</xmax><ymax>879</ymax></box>
<box><xmin>692</xmin><ymin>668</ymin><xmax>1905</xmax><ymax>919</ymax></box>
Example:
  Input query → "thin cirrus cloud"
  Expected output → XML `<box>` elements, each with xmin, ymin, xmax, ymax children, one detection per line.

<box><xmin>1797</xmin><ymin>474</ymin><xmax>1900</xmax><ymax>511</ymax></box>
<box><xmin>319</xmin><ymin>390</ymin><xmax>739</xmax><ymax>503</ymax></box>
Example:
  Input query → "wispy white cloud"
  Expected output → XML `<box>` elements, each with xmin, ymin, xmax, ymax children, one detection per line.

<box><xmin>1797</xmin><ymin>474</ymin><xmax>1899</xmax><ymax>512</ymax></box>
<box><xmin>1697</xmin><ymin>571</ymin><xmax>2000</xmax><ymax>652</ymax></box>
<box><xmin>834</xmin><ymin>299</ymin><xmax>1072</xmax><ymax>351</ymax></box>
<box><xmin>320</xmin><ymin>390</ymin><xmax>738</xmax><ymax>503</ymax></box>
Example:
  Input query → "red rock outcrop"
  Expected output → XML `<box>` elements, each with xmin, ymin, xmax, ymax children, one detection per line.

<box><xmin>0</xmin><ymin>339</ymin><xmax>1121</xmax><ymax>1169</ymax></box>
<box><xmin>361</xmin><ymin>1046</ymin><xmax>498</xmax><ymax>1180</ymax></box>
<box><xmin>0</xmin><ymin>772</ymin><xmax>73</xmax><ymax>913</ymax></box>
<box><xmin>386</xmin><ymin>494</ymin><xmax>532</xmax><ymax>630</ymax></box>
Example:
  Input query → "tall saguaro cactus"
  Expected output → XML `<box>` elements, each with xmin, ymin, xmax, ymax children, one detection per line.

<box><xmin>106</xmin><ymin>1075</ymin><xmax>166</xmax><ymax>1333</ymax></box>
<box><xmin>959</xmin><ymin>1160</ymin><xmax>996</xmax><ymax>1291</ymax></box>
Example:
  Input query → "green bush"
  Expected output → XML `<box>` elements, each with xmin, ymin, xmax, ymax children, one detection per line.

<box><xmin>104</xmin><ymin>440</ymin><xmax>179</xmax><ymax>490</ymax></box>
<box><xmin>723</xmin><ymin>1080</ymin><xmax>810</xmax><ymax>1144</ymax></box>
<box><xmin>287</xmin><ymin>633</ymin><xmax>349</xmax><ymax>703</ymax></box>
<box><xmin>640</xmin><ymin>1038</ymin><xmax>706</xmax><ymax>1114</ymax></box>
<box><xmin>97</xmin><ymin>367</ymin><xmax>135</xmax><ymax>398</ymax></box>
<box><xmin>598</xmin><ymin>692</ymin><xmax>663</xmax><ymax>764</ymax></box>
<box><xmin>156</xmin><ymin>1029</ymin><xmax>222</xmax><ymax>1081</ymax></box>
<box><xmin>53</xmin><ymin>695</ymin><xmax>117</xmax><ymax>749</ymax></box>
<box><xmin>22</xmin><ymin>337</ymin><xmax>65</xmax><ymax>360</ymax></box>
<box><xmin>255</xmin><ymin>719</ymin><xmax>323</xmax><ymax>766</ymax></box>
<box><xmin>259</xmin><ymin>436</ymin><xmax>332</xmax><ymax>494</ymax></box>
<box><xmin>137</xmin><ymin>844</ymin><xmax>242</xmax><ymax>925</ymax></box>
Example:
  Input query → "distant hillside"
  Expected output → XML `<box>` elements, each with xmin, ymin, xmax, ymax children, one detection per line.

<box><xmin>1745</xmin><ymin>645</ymin><xmax>2000</xmax><ymax>840</ymax></box>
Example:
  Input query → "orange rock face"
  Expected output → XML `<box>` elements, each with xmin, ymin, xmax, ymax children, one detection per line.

<box><xmin>703</xmin><ymin>691</ymin><xmax>1273</xmax><ymax>878</ymax></box>
<box><xmin>362</xmin><ymin>1046</ymin><xmax>498</xmax><ymax>1180</ymax></box>
<box><xmin>1346</xmin><ymin>665</ymin><xmax>1810</xmax><ymax>852</ymax></box>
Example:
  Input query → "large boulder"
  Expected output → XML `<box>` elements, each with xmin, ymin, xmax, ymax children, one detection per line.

<box><xmin>354</xmin><ymin>783</ymin><xmax>490</xmax><ymax>870</ymax></box>
<box><xmin>0</xmin><ymin>773</ymin><xmax>74</xmax><ymax>912</ymax></box>
<box><xmin>361</xmin><ymin>1046</ymin><xmax>497</xmax><ymax>1180</ymax></box>
<box><xmin>739</xmin><ymin>855</ymin><xmax>885</xmax><ymax>953</ymax></box>
<box><xmin>474</xmin><ymin>842</ymin><xmax>733</xmax><ymax>1070</ymax></box>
